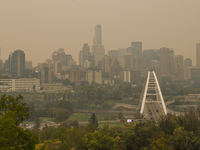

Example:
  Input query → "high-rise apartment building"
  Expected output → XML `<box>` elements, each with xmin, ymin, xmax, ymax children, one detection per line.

<box><xmin>184</xmin><ymin>58</ymin><xmax>192</xmax><ymax>68</ymax></box>
<box><xmin>159</xmin><ymin>47</ymin><xmax>170</xmax><ymax>76</ymax></box>
<box><xmin>196</xmin><ymin>43</ymin><xmax>200</xmax><ymax>67</ymax></box>
<box><xmin>10</xmin><ymin>50</ymin><xmax>25</xmax><ymax>78</ymax></box>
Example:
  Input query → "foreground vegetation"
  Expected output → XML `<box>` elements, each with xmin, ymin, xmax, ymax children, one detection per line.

<box><xmin>2</xmin><ymin>94</ymin><xmax>200</xmax><ymax>150</ymax></box>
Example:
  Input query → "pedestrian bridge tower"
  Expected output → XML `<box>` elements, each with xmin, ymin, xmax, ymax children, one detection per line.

<box><xmin>139</xmin><ymin>71</ymin><xmax>167</xmax><ymax>119</ymax></box>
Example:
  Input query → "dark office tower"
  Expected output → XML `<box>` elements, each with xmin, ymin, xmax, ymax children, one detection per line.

<box><xmin>93</xmin><ymin>24</ymin><xmax>102</xmax><ymax>45</ymax></box>
<box><xmin>79</xmin><ymin>43</ymin><xmax>90</xmax><ymax>66</ymax></box>
<box><xmin>127</xmin><ymin>41</ymin><xmax>142</xmax><ymax>57</ymax></box>
<box><xmin>159</xmin><ymin>47</ymin><xmax>170</xmax><ymax>76</ymax></box>
<box><xmin>10</xmin><ymin>50</ymin><xmax>25</xmax><ymax>78</ymax></box>
<box><xmin>108</xmin><ymin>50</ymin><xmax>118</xmax><ymax>58</ymax></box>
<box><xmin>141</xmin><ymin>49</ymin><xmax>159</xmax><ymax>69</ymax></box>
<box><xmin>64</xmin><ymin>54</ymin><xmax>72</xmax><ymax>66</ymax></box>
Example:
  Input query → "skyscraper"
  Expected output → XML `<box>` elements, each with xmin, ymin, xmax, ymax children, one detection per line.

<box><xmin>10</xmin><ymin>50</ymin><xmax>25</xmax><ymax>78</ymax></box>
<box><xmin>79</xmin><ymin>43</ymin><xmax>90</xmax><ymax>66</ymax></box>
<box><xmin>92</xmin><ymin>24</ymin><xmax>105</xmax><ymax>66</ymax></box>
<box><xmin>127</xmin><ymin>41</ymin><xmax>142</xmax><ymax>57</ymax></box>
<box><xmin>159</xmin><ymin>47</ymin><xmax>170</xmax><ymax>76</ymax></box>
<box><xmin>196</xmin><ymin>43</ymin><xmax>200</xmax><ymax>67</ymax></box>
<box><xmin>93</xmin><ymin>24</ymin><xmax>102</xmax><ymax>45</ymax></box>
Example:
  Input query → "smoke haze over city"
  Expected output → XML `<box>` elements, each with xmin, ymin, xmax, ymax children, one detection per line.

<box><xmin>0</xmin><ymin>0</ymin><xmax>200</xmax><ymax>65</ymax></box>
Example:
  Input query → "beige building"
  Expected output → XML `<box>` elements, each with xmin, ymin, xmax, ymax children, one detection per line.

<box><xmin>184</xmin><ymin>67</ymin><xmax>200</xmax><ymax>80</ymax></box>
<box><xmin>196</xmin><ymin>43</ymin><xmax>200</xmax><ymax>67</ymax></box>
<box><xmin>86</xmin><ymin>70</ymin><xmax>102</xmax><ymax>84</ymax></box>
<box><xmin>69</xmin><ymin>70</ymin><xmax>80</xmax><ymax>84</ymax></box>
<box><xmin>184</xmin><ymin>58</ymin><xmax>192</xmax><ymax>68</ymax></box>
<box><xmin>54</xmin><ymin>61</ymin><xmax>62</xmax><ymax>74</ymax></box>
<box><xmin>84</xmin><ymin>60</ymin><xmax>91</xmax><ymax>68</ymax></box>
<box><xmin>0</xmin><ymin>78</ymin><xmax>40</xmax><ymax>92</ymax></box>
<box><xmin>121</xmin><ymin>70</ymin><xmax>131</xmax><ymax>82</ymax></box>
<box><xmin>159</xmin><ymin>47</ymin><xmax>170</xmax><ymax>76</ymax></box>
<box><xmin>172</xmin><ymin>55</ymin><xmax>183</xmax><ymax>76</ymax></box>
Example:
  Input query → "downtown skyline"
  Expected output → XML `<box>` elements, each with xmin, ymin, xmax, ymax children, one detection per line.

<box><xmin>0</xmin><ymin>0</ymin><xmax>200</xmax><ymax>65</ymax></box>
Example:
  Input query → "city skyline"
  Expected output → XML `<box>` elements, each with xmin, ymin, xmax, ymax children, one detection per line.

<box><xmin>0</xmin><ymin>0</ymin><xmax>200</xmax><ymax>65</ymax></box>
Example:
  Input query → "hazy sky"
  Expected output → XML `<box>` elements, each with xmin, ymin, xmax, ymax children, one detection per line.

<box><xmin>0</xmin><ymin>0</ymin><xmax>200</xmax><ymax>66</ymax></box>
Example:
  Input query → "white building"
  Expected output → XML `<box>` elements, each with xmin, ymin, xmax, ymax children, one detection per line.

<box><xmin>0</xmin><ymin>78</ymin><xmax>40</xmax><ymax>92</ymax></box>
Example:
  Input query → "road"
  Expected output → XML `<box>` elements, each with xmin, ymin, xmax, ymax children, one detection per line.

<box><xmin>144</xmin><ymin>102</ymin><xmax>164</xmax><ymax>121</ymax></box>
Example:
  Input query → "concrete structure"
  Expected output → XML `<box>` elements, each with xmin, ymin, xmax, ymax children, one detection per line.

<box><xmin>196</xmin><ymin>43</ymin><xmax>200</xmax><ymax>67</ymax></box>
<box><xmin>184</xmin><ymin>58</ymin><xmax>192</xmax><ymax>68</ymax></box>
<box><xmin>10</xmin><ymin>50</ymin><xmax>25</xmax><ymax>78</ymax></box>
<box><xmin>69</xmin><ymin>70</ymin><xmax>80</xmax><ymax>84</ymax></box>
<box><xmin>121</xmin><ymin>70</ymin><xmax>131</xmax><ymax>82</ymax></box>
<box><xmin>0</xmin><ymin>78</ymin><xmax>40</xmax><ymax>92</ymax></box>
<box><xmin>54</xmin><ymin>61</ymin><xmax>62</xmax><ymax>74</ymax></box>
<box><xmin>139</xmin><ymin>71</ymin><xmax>167</xmax><ymax>120</ymax></box>
<box><xmin>159</xmin><ymin>47</ymin><xmax>170</xmax><ymax>76</ymax></box>
<box><xmin>86</xmin><ymin>70</ymin><xmax>102</xmax><ymax>84</ymax></box>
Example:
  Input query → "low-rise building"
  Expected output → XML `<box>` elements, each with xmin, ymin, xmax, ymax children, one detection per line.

<box><xmin>0</xmin><ymin>78</ymin><xmax>40</xmax><ymax>92</ymax></box>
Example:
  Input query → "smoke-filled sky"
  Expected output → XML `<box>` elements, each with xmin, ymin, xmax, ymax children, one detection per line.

<box><xmin>0</xmin><ymin>0</ymin><xmax>200</xmax><ymax>66</ymax></box>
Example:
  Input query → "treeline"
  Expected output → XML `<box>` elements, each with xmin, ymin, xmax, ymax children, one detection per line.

<box><xmin>37</xmin><ymin>111</ymin><xmax>200</xmax><ymax>150</ymax></box>
<box><xmin>2</xmin><ymin>94</ymin><xmax>200</xmax><ymax>150</ymax></box>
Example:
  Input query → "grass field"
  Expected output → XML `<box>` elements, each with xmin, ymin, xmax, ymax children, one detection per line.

<box><xmin>22</xmin><ymin>117</ymin><xmax>52</xmax><ymax>124</ymax></box>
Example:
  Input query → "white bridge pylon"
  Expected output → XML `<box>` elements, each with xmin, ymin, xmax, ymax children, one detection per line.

<box><xmin>140</xmin><ymin>71</ymin><xmax>167</xmax><ymax>115</ymax></box>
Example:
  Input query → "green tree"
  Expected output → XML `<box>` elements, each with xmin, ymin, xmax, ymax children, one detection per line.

<box><xmin>54</xmin><ymin>109</ymin><xmax>69</xmax><ymax>123</ymax></box>
<box><xmin>29</xmin><ymin>103</ymin><xmax>36</xmax><ymax>121</ymax></box>
<box><xmin>83</xmin><ymin>130</ymin><xmax>115</xmax><ymax>150</ymax></box>
<box><xmin>0</xmin><ymin>94</ymin><xmax>38</xmax><ymax>149</ymax></box>
<box><xmin>88</xmin><ymin>113</ymin><xmax>98</xmax><ymax>131</ymax></box>
<box><xmin>34</xmin><ymin>113</ymin><xmax>41</xmax><ymax>130</ymax></box>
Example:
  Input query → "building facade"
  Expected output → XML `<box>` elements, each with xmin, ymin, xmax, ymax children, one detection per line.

<box><xmin>0</xmin><ymin>78</ymin><xmax>40</xmax><ymax>92</ymax></box>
